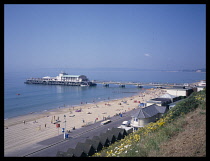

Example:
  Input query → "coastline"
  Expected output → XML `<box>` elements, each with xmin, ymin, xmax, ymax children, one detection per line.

<box><xmin>4</xmin><ymin>91</ymin><xmax>141</xmax><ymax>127</ymax></box>
<box><xmin>4</xmin><ymin>87</ymin><xmax>147</xmax><ymax>127</ymax></box>
<box><xmin>4</xmin><ymin>88</ymin><xmax>166</xmax><ymax>156</ymax></box>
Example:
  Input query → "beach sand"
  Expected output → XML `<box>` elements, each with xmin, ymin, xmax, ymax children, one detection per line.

<box><xmin>4</xmin><ymin>88</ymin><xmax>166</xmax><ymax>156</ymax></box>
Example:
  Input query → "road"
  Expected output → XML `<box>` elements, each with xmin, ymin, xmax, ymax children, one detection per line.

<box><xmin>6</xmin><ymin>108</ymin><xmax>139</xmax><ymax>157</ymax></box>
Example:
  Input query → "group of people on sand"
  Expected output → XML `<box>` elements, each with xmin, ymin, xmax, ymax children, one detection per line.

<box><xmin>15</xmin><ymin>89</ymin><xmax>165</xmax><ymax>133</ymax></box>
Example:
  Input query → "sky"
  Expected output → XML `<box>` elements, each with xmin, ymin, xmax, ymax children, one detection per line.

<box><xmin>4</xmin><ymin>4</ymin><xmax>206</xmax><ymax>72</ymax></box>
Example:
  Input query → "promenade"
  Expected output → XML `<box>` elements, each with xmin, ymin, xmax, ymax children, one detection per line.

<box><xmin>23</xmin><ymin>109</ymin><xmax>138</xmax><ymax>157</ymax></box>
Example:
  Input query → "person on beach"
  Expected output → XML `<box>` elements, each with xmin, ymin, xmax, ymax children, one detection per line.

<box><xmin>45</xmin><ymin>123</ymin><xmax>46</xmax><ymax>128</ymax></box>
<box><xmin>23</xmin><ymin>120</ymin><xmax>25</xmax><ymax>124</ymax></box>
<box><xmin>82</xmin><ymin>119</ymin><xmax>85</xmax><ymax>123</ymax></box>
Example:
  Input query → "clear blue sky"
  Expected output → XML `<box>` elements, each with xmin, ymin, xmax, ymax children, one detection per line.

<box><xmin>4</xmin><ymin>4</ymin><xmax>206</xmax><ymax>71</ymax></box>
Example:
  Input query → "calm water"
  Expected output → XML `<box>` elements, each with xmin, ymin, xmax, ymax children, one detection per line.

<box><xmin>4</xmin><ymin>68</ymin><xmax>205</xmax><ymax>119</ymax></box>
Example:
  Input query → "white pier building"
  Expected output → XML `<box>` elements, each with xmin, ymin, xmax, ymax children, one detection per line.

<box><xmin>55</xmin><ymin>72</ymin><xmax>88</xmax><ymax>82</ymax></box>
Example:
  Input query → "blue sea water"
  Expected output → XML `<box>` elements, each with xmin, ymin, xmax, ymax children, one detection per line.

<box><xmin>4</xmin><ymin>68</ymin><xmax>205</xmax><ymax>119</ymax></box>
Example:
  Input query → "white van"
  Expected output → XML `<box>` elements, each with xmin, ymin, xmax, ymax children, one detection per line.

<box><xmin>121</xmin><ymin>121</ymin><xmax>130</xmax><ymax>127</ymax></box>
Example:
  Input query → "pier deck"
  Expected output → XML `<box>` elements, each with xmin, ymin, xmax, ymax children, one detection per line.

<box><xmin>94</xmin><ymin>81</ymin><xmax>191</xmax><ymax>88</ymax></box>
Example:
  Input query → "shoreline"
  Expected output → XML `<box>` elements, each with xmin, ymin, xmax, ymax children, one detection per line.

<box><xmin>4</xmin><ymin>87</ymin><xmax>147</xmax><ymax>120</ymax></box>
<box><xmin>4</xmin><ymin>89</ymin><xmax>147</xmax><ymax>127</ymax></box>
<box><xmin>4</xmin><ymin>88</ymin><xmax>166</xmax><ymax>156</ymax></box>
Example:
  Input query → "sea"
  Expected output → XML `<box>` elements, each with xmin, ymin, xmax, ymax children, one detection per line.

<box><xmin>4</xmin><ymin>68</ymin><xmax>206</xmax><ymax>119</ymax></box>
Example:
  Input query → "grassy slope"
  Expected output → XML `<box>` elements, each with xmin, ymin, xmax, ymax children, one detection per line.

<box><xmin>92</xmin><ymin>89</ymin><xmax>206</xmax><ymax>157</ymax></box>
<box><xmin>155</xmin><ymin>106</ymin><xmax>206</xmax><ymax>157</ymax></box>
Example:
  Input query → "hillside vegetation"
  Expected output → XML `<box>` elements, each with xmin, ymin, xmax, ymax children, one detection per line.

<box><xmin>92</xmin><ymin>89</ymin><xmax>206</xmax><ymax>157</ymax></box>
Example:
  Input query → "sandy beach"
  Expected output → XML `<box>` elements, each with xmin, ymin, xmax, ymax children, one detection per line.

<box><xmin>4</xmin><ymin>88</ymin><xmax>166</xmax><ymax>156</ymax></box>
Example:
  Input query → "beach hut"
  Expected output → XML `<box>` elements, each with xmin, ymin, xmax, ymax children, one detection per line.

<box><xmin>64</xmin><ymin>153</ymin><xmax>75</xmax><ymax>157</ymax></box>
<box><xmin>73</xmin><ymin>150</ymin><xmax>87</xmax><ymax>157</ymax></box>
<box><xmin>106</xmin><ymin>129</ymin><xmax>123</xmax><ymax>140</ymax></box>
<box><xmin>75</xmin><ymin>142</ymin><xmax>95</xmax><ymax>156</ymax></box>
<box><xmin>130</xmin><ymin>104</ymin><xmax>167</xmax><ymax>128</ymax></box>
<box><xmin>56</xmin><ymin>151</ymin><xmax>66</xmax><ymax>157</ymax></box>
<box><xmin>67</xmin><ymin>148</ymin><xmax>74</xmax><ymax>153</ymax></box>
<box><xmin>56</xmin><ymin>150</ymin><xmax>76</xmax><ymax>157</ymax></box>
<box><xmin>100</xmin><ymin>132</ymin><xmax>116</xmax><ymax>144</ymax></box>
<box><xmin>85</xmin><ymin>139</ymin><xmax>103</xmax><ymax>152</ymax></box>
<box><xmin>66</xmin><ymin>147</ymin><xmax>87</xmax><ymax>157</ymax></box>
<box><xmin>92</xmin><ymin>135</ymin><xmax>110</xmax><ymax>147</ymax></box>
<box><xmin>66</xmin><ymin>148</ymin><xmax>75</xmax><ymax>157</ymax></box>
<box><xmin>111</xmin><ymin>127</ymin><xmax>127</xmax><ymax>138</ymax></box>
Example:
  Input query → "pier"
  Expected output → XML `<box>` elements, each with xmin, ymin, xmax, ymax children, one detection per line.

<box><xmin>25</xmin><ymin>78</ymin><xmax>192</xmax><ymax>88</ymax></box>
<box><xmin>24</xmin><ymin>71</ymin><xmax>192</xmax><ymax>89</ymax></box>
<box><xmin>95</xmin><ymin>81</ymin><xmax>191</xmax><ymax>88</ymax></box>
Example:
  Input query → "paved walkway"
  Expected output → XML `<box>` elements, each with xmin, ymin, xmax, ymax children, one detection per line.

<box><xmin>5</xmin><ymin>109</ymin><xmax>138</xmax><ymax>157</ymax></box>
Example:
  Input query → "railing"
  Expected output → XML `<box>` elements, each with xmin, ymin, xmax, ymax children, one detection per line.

<box><xmin>26</xmin><ymin>78</ymin><xmax>83</xmax><ymax>83</ymax></box>
<box><xmin>95</xmin><ymin>81</ymin><xmax>186</xmax><ymax>87</ymax></box>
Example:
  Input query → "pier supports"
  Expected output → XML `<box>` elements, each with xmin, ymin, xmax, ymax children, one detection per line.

<box><xmin>137</xmin><ymin>84</ymin><xmax>143</xmax><ymax>88</ymax></box>
<box><xmin>103</xmin><ymin>84</ymin><xmax>109</xmax><ymax>87</ymax></box>
<box><xmin>119</xmin><ymin>84</ymin><xmax>125</xmax><ymax>88</ymax></box>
